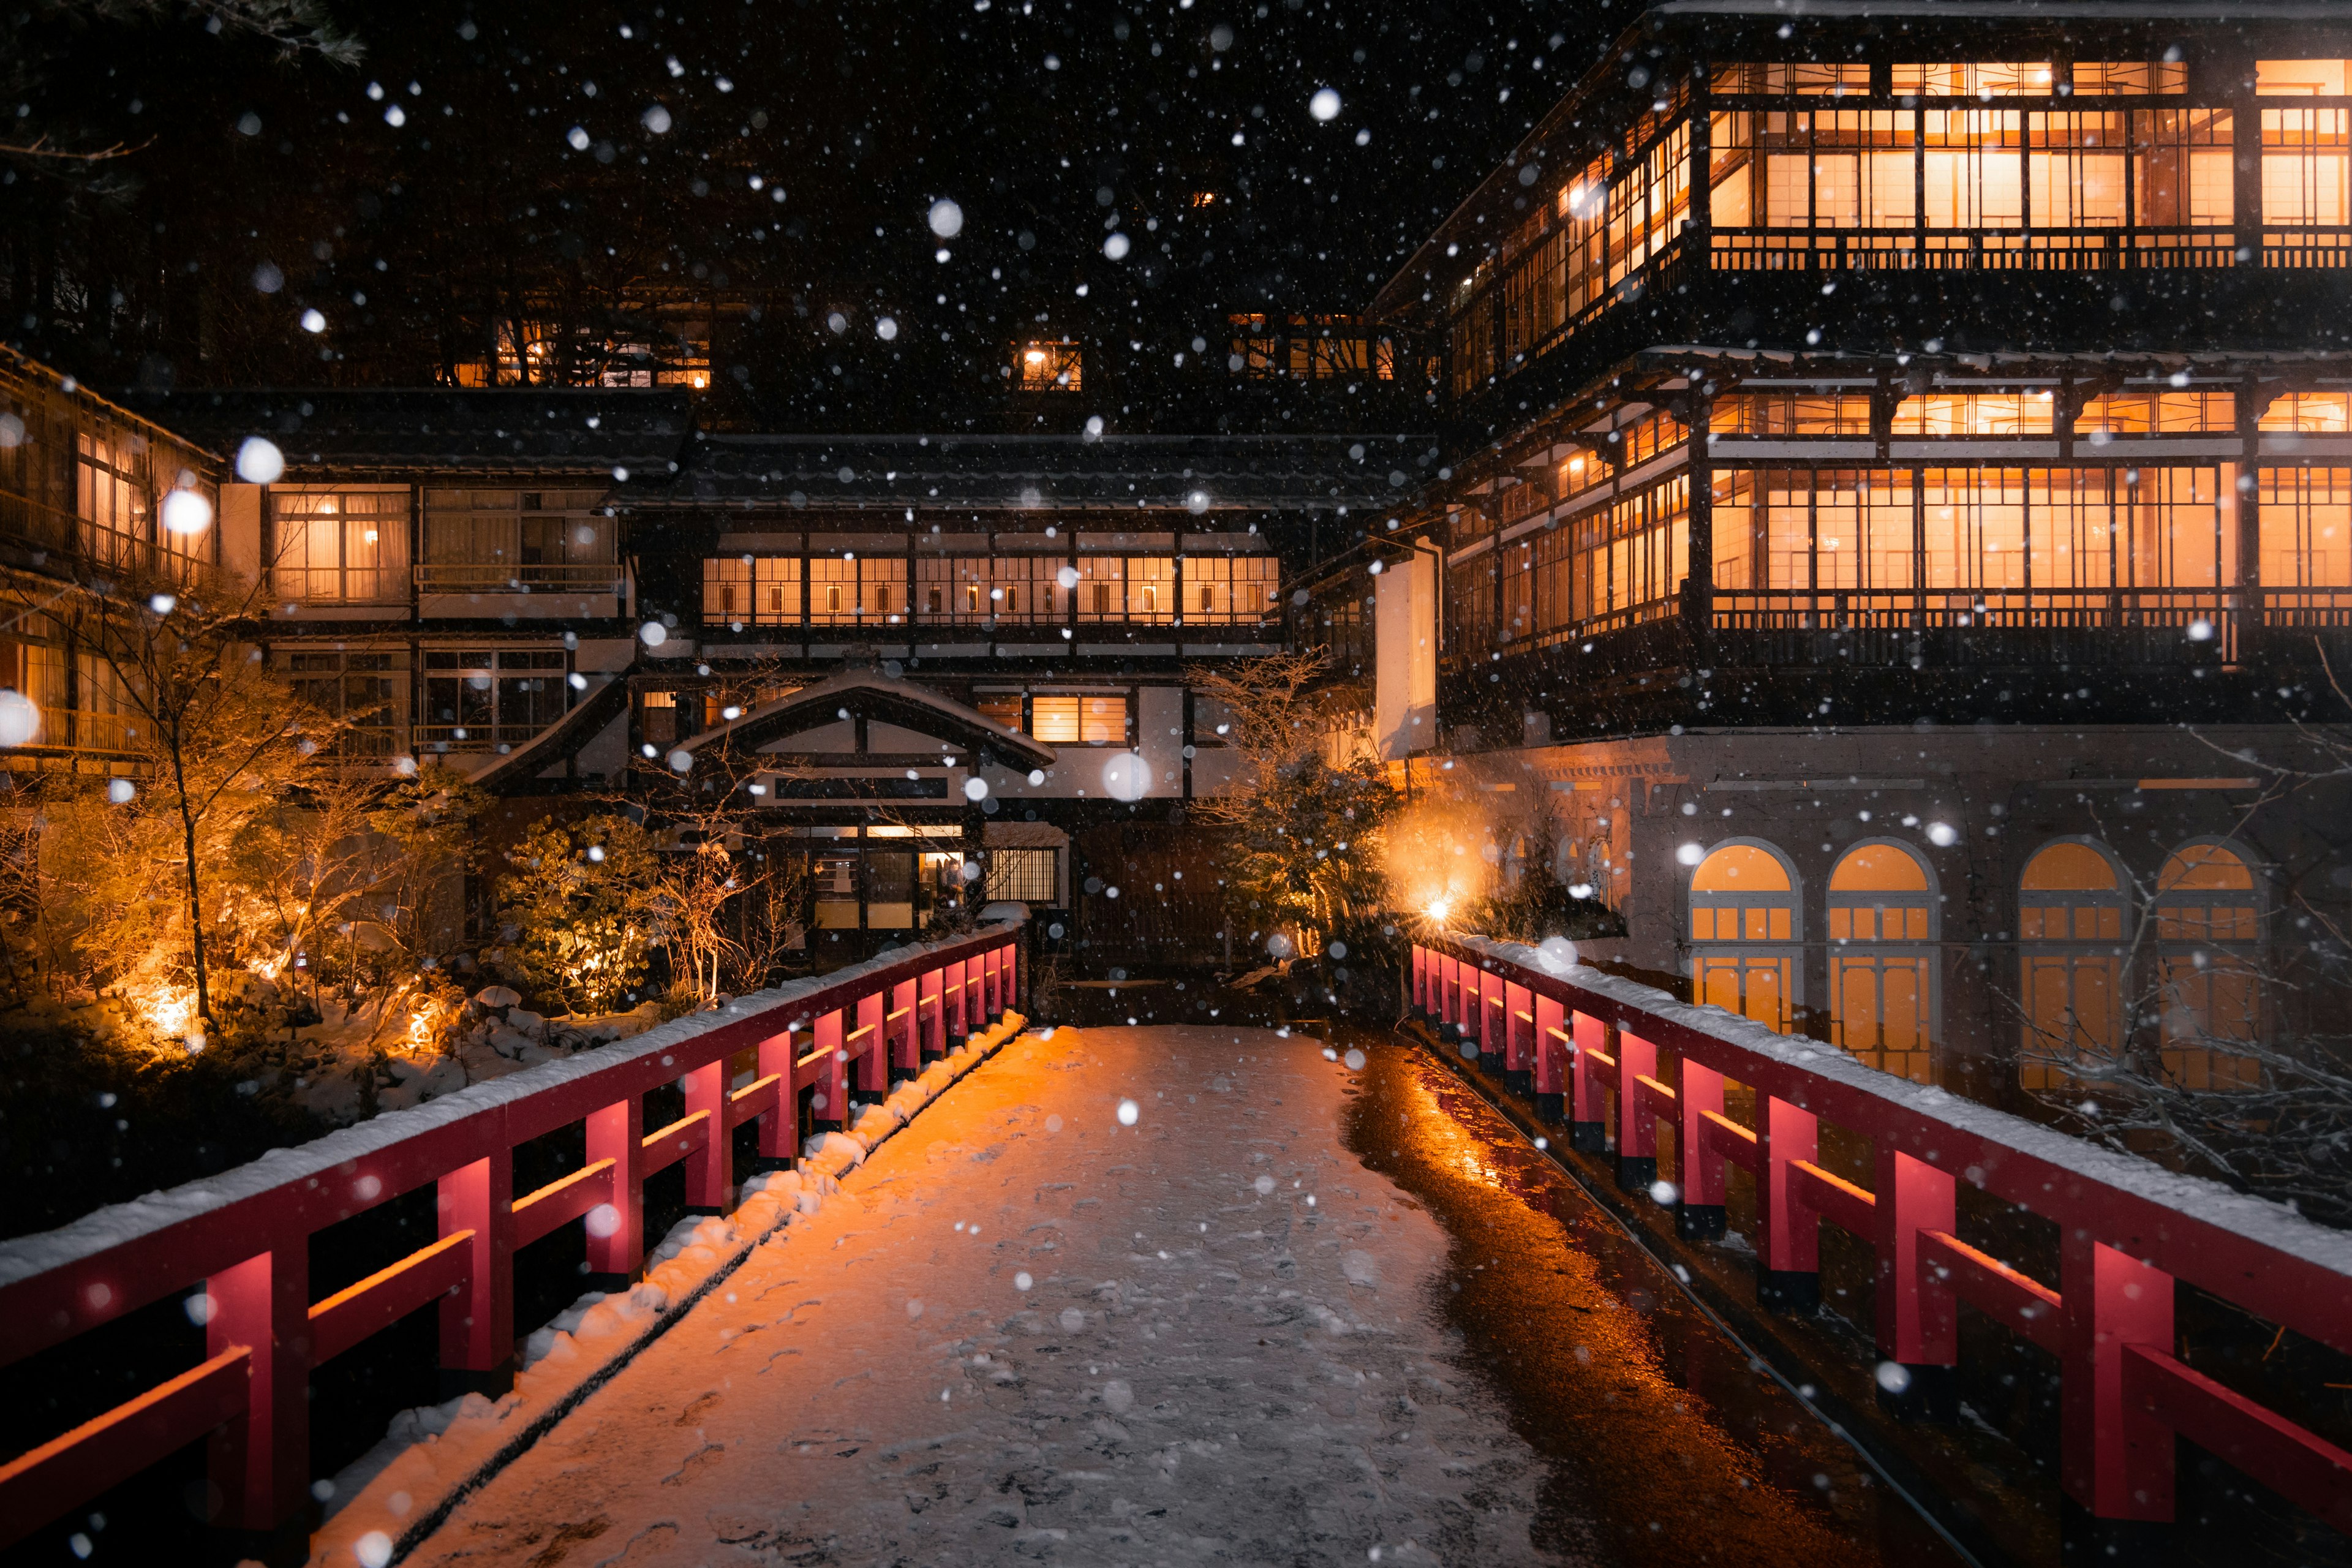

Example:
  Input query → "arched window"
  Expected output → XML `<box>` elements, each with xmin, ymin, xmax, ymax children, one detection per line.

<box><xmin>1828</xmin><ymin>842</ymin><xmax>1938</xmax><ymax>1084</ymax></box>
<box><xmin>2155</xmin><ymin>840</ymin><xmax>2262</xmax><ymax>1090</ymax></box>
<box><xmin>2018</xmin><ymin>839</ymin><xmax>2129</xmax><ymax>1088</ymax></box>
<box><xmin>1689</xmin><ymin>841</ymin><xmax>1801</xmax><ymax>1031</ymax></box>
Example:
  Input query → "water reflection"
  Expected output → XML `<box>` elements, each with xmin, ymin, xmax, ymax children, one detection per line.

<box><xmin>1336</xmin><ymin>1028</ymin><xmax>1970</xmax><ymax>1568</ymax></box>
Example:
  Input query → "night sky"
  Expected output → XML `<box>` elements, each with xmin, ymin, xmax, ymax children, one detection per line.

<box><xmin>4</xmin><ymin>1</ymin><xmax>1629</xmax><ymax>423</ymax></box>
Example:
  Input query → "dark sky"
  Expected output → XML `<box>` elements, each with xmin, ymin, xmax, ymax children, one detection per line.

<box><xmin>6</xmin><ymin>1</ymin><xmax>1631</xmax><ymax>412</ymax></box>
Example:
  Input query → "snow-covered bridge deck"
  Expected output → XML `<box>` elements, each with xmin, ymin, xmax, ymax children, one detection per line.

<box><xmin>351</xmin><ymin>1026</ymin><xmax>1952</xmax><ymax>1568</ymax></box>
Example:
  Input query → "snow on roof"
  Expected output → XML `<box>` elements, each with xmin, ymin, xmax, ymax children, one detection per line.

<box><xmin>119</xmin><ymin>387</ymin><xmax>691</xmax><ymax>479</ymax></box>
<box><xmin>675</xmin><ymin>663</ymin><xmax>1058</xmax><ymax>771</ymax></box>
<box><xmin>630</xmin><ymin>431</ymin><xmax>1437</xmax><ymax>513</ymax></box>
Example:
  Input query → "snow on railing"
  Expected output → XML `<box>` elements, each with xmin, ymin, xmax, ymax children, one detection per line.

<box><xmin>1413</xmin><ymin>933</ymin><xmax>2352</xmax><ymax>1538</ymax></box>
<box><xmin>0</xmin><ymin>925</ymin><xmax>1022</xmax><ymax>1549</ymax></box>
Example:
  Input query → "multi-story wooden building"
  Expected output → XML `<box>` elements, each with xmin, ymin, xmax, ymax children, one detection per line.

<box><xmin>1303</xmin><ymin>0</ymin><xmax>2352</xmax><ymax>1098</ymax></box>
<box><xmin>0</xmin><ymin>358</ymin><xmax>1416</xmax><ymax>968</ymax></box>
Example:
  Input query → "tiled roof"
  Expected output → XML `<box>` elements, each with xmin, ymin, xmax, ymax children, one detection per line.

<box><xmin>628</xmin><ymin>432</ymin><xmax>1441</xmax><ymax>514</ymax></box>
<box><xmin>118</xmin><ymin>388</ymin><xmax>692</xmax><ymax>479</ymax></box>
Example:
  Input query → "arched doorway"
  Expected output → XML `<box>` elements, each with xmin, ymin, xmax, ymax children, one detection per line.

<box><xmin>1828</xmin><ymin>841</ymin><xmax>1938</xmax><ymax>1083</ymax></box>
<box><xmin>2018</xmin><ymin>839</ymin><xmax>2128</xmax><ymax>1088</ymax></box>
<box><xmin>2155</xmin><ymin>840</ymin><xmax>2262</xmax><ymax>1089</ymax></box>
<box><xmin>1689</xmin><ymin>840</ymin><xmax>1801</xmax><ymax>1031</ymax></box>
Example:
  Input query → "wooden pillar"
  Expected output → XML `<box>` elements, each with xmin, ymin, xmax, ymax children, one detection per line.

<box><xmin>1874</xmin><ymin>1146</ymin><xmax>1958</xmax><ymax>1420</ymax></box>
<box><xmin>1754</xmin><ymin>1094</ymin><xmax>1820</xmax><ymax>1310</ymax></box>
<box><xmin>682</xmin><ymin>1059</ymin><xmax>731</xmax><ymax>1212</ymax></box>
<box><xmin>1569</xmin><ymin>1009</ymin><xmax>1607</xmax><ymax>1150</ymax></box>
<box><xmin>205</xmin><ymin>1243</ymin><xmax>307</xmax><ymax>1546</ymax></box>
<box><xmin>585</xmin><ymin>1093</ymin><xmax>645</xmax><ymax>1283</ymax></box>
<box><xmin>756</xmin><ymin>1027</ymin><xmax>799</xmax><ymax>1165</ymax></box>
<box><xmin>437</xmin><ymin>1146</ymin><xmax>515</xmax><ymax>1396</ymax></box>
<box><xmin>1614</xmin><ymin>1029</ymin><xmax>1659</xmax><ymax>1193</ymax></box>
<box><xmin>1676</xmin><ymin>1058</ymin><xmax>1728</xmax><ymax>1240</ymax></box>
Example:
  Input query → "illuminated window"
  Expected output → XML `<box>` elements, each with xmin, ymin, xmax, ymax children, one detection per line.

<box><xmin>1016</xmin><ymin>341</ymin><xmax>1083</xmax><ymax>391</ymax></box>
<box><xmin>2077</xmin><ymin>388</ymin><xmax>2236</xmax><ymax>437</ymax></box>
<box><xmin>1923</xmin><ymin>111</ymin><xmax>2026</xmax><ymax>227</ymax></box>
<box><xmin>1894</xmin><ymin>62</ymin><xmax>2052</xmax><ymax>97</ymax></box>
<box><xmin>914</xmin><ymin>556</ymin><xmax>995</xmax><ymax>622</ymax></box>
<box><xmin>1688</xmin><ymin>840</ymin><xmax>1800</xmax><ymax>1032</ymax></box>
<box><xmin>975</xmin><ymin>693</ymin><xmax>1024</xmax><ymax>733</ymax></box>
<box><xmin>2072</xmin><ymin>61</ymin><xmax>2188</xmax><ymax>96</ymax></box>
<box><xmin>2261</xmin><ymin>107</ymin><xmax>2352</xmax><ymax>225</ymax></box>
<box><xmin>1892</xmin><ymin>390</ymin><xmax>2056</xmax><ymax>436</ymax></box>
<box><xmin>1077</xmin><ymin>556</ymin><xmax>1125</xmax><ymax>621</ymax></box>
<box><xmin>1188</xmin><ymin>190</ymin><xmax>1218</xmax><ymax>207</ymax></box>
<box><xmin>702</xmin><ymin>556</ymin><xmax>802</xmax><ymax>626</ymax></box>
<box><xmin>2019</xmin><ymin>840</ymin><xmax>2127</xmax><ymax>1088</ymax></box>
<box><xmin>1828</xmin><ymin>843</ymin><xmax>1937</xmax><ymax>1083</ymax></box>
<box><xmin>986</xmin><ymin>848</ymin><xmax>1059</xmax><ymax>903</ymax></box>
<box><xmin>2259</xmin><ymin>392</ymin><xmax>2352</xmax><ymax>432</ymax></box>
<box><xmin>2258</xmin><ymin>467</ymin><xmax>2352</xmax><ymax>590</ymax></box>
<box><xmin>807</xmin><ymin>554</ymin><xmax>907</xmax><ymax>625</ymax></box>
<box><xmin>1126</xmin><ymin>556</ymin><xmax>1175</xmax><ymax>622</ymax></box>
<box><xmin>2154</xmin><ymin>842</ymin><xmax>2262</xmax><ymax>1090</ymax></box>
<box><xmin>272</xmin><ymin>489</ymin><xmax>407</xmax><ymax>603</ymax></box>
<box><xmin>1709</xmin><ymin>393</ymin><xmax>1872</xmax><ymax>436</ymax></box>
<box><xmin>992</xmin><ymin>555</ymin><xmax>1069</xmax><ymax>622</ymax></box>
<box><xmin>74</xmin><ymin>431</ymin><xmax>149</xmax><ymax>567</ymax></box>
<box><xmin>1183</xmin><ymin>554</ymin><xmax>1279</xmax><ymax>622</ymax></box>
<box><xmin>2257</xmin><ymin>60</ymin><xmax>2352</xmax><ymax>97</ymax></box>
<box><xmin>1030</xmin><ymin>694</ymin><xmax>1127</xmax><ymax>745</ymax></box>
<box><xmin>1709</xmin><ymin>62</ymin><xmax>1871</xmax><ymax>97</ymax></box>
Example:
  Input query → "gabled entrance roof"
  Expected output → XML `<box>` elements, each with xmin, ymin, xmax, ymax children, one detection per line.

<box><xmin>674</xmin><ymin>664</ymin><xmax>1058</xmax><ymax>772</ymax></box>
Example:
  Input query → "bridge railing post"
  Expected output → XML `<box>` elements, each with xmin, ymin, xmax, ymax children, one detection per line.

<box><xmin>437</xmin><ymin>1145</ymin><xmax>515</xmax><ymax>1396</ymax></box>
<box><xmin>1676</xmin><ymin>1058</ymin><xmax>1728</xmax><ymax>1240</ymax></box>
<box><xmin>1755</xmin><ymin>1094</ymin><xmax>1822</xmax><ymax>1311</ymax></box>
<box><xmin>755</xmin><ymin>1027</ymin><xmax>799</xmax><ymax>1166</ymax></box>
<box><xmin>2062</xmin><ymin>1235</ymin><xmax>2177</xmax><ymax>1546</ymax></box>
<box><xmin>1504</xmin><ymin>981</ymin><xmax>1532</xmax><ymax>1093</ymax></box>
<box><xmin>1569</xmin><ymin>1009</ymin><xmax>1607</xmax><ymax>1151</ymax></box>
<box><xmin>916</xmin><ymin>968</ymin><xmax>938</xmax><ymax>1056</ymax></box>
<box><xmin>586</xmin><ymin>1093</ymin><xmax>646</xmax><ymax>1285</ymax></box>
<box><xmin>814</xmin><ymin>1008</ymin><xmax>848</xmax><ymax>1123</ymax></box>
<box><xmin>1874</xmin><ymin>1147</ymin><xmax>1958</xmax><ymax>1420</ymax></box>
<box><xmin>855</xmin><ymin>990</ymin><xmax>888</xmax><ymax>1099</ymax></box>
<box><xmin>1614</xmin><ymin>1030</ymin><xmax>1659</xmax><ymax>1194</ymax></box>
<box><xmin>683</xmin><ymin>1059</ymin><xmax>731</xmax><ymax>1213</ymax></box>
<box><xmin>1532</xmin><ymin>993</ymin><xmax>1568</xmax><ymax>1123</ymax></box>
<box><xmin>205</xmin><ymin>1242</ymin><xmax>307</xmax><ymax>1555</ymax></box>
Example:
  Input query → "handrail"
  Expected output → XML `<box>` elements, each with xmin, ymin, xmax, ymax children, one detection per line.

<box><xmin>1412</xmin><ymin>932</ymin><xmax>2352</xmax><ymax>1537</ymax></box>
<box><xmin>0</xmin><ymin>924</ymin><xmax>1022</xmax><ymax>1548</ymax></box>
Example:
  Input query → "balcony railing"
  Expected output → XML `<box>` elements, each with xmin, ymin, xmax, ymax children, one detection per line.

<box><xmin>0</xmin><ymin>707</ymin><xmax>146</xmax><ymax>758</ymax></box>
<box><xmin>1711</xmin><ymin>227</ymin><xmax>2238</xmax><ymax>273</ymax></box>
<box><xmin>1466</xmin><ymin>587</ymin><xmax>2352</xmax><ymax>672</ymax></box>
<box><xmin>414</xmin><ymin>563</ymin><xmax>624</xmax><ymax>592</ymax></box>
<box><xmin>413</xmin><ymin>723</ymin><xmax>557</xmax><ymax>754</ymax></box>
<box><xmin>1712</xmin><ymin>586</ymin><xmax>2239</xmax><ymax>662</ymax></box>
<box><xmin>0</xmin><ymin>490</ymin><xmax>207</xmax><ymax>584</ymax></box>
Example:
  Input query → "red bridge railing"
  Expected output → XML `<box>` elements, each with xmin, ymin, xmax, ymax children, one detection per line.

<box><xmin>1412</xmin><ymin>933</ymin><xmax>2352</xmax><ymax>1539</ymax></box>
<box><xmin>0</xmin><ymin>925</ymin><xmax>1022</xmax><ymax>1550</ymax></box>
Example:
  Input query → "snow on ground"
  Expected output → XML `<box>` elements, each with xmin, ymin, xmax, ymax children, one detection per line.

<box><xmin>306</xmin><ymin>1016</ymin><xmax>1027</xmax><ymax>1568</ymax></box>
<box><xmin>390</xmin><ymin>1025</ymin><xmax>1558</xmax><ymax>1567</ymax></box>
